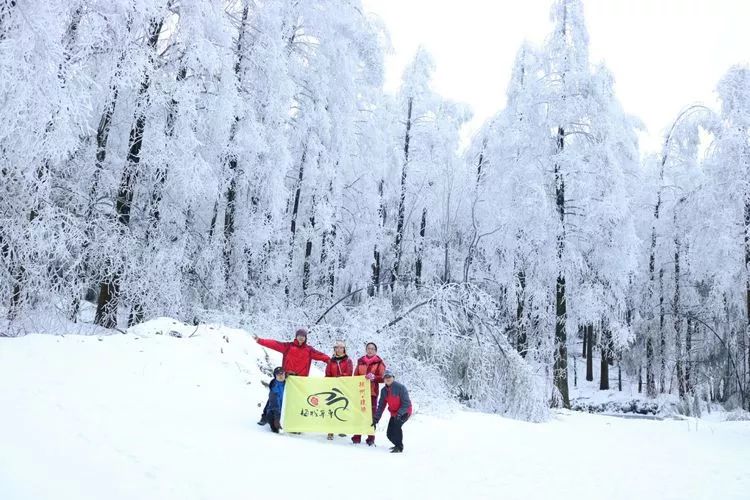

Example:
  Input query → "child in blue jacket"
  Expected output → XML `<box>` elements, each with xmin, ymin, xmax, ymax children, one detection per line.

<box><xmin>264</xmin><ymin>367</ymin><xmax>286</xmax><ymax>433</ymax></box>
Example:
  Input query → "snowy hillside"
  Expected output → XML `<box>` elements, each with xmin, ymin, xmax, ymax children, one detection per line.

<box><xmin>1</xmin><ymin>319</ymin><xmax>748</xmax><ymax>500</ymax></box>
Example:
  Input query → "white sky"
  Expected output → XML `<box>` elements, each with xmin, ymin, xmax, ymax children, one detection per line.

<box><xmin>361</xmin><ymin>0</ymin><xmax>750</xmax><ymax>152</ymax></box>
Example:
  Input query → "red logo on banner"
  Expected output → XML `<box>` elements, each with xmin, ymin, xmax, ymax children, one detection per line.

<box><xmin>305</xmin><ymin>389</ymin><xmax>350</xmax><ymax>421</ymax></box>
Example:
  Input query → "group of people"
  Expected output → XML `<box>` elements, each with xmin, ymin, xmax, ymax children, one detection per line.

<box><xmin>253</xmin><ymin>328</ymin><xmax>412</xmax><ymax>453</ymax></box>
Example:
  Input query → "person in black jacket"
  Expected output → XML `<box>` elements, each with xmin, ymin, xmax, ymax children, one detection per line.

<box><xmin>373</xmin><ymin>370</ymin><xmax>412</xmax><ymax>453</ymax></box>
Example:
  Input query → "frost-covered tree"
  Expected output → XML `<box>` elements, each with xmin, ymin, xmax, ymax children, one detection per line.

<box><xmin>6</xmin><ymin>0</ymin><xmax>750</xmax><ymax>419</ymax></box>
<box><xmin>468</xmin><ymin>0</ymin><xmax>640</xmax><ymax>407</ymax></box>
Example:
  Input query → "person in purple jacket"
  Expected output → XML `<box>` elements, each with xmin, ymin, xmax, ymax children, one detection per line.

<box><xmin>373</xmin><ymin>370</ymin><xmax>412</xmax><ymax>453</ymax></box>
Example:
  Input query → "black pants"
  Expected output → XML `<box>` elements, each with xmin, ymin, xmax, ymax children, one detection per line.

<box><xmin>267</xmin><ymin>410</ymin><xmax>282</xmax><ymax>433</ymax></box>
<box><xmin>260</xmin><ymin>399</ymin><xmax>270</xmax><ymax>421</ymax></box>
<box><xmin>386</xmin><ymin>414</ymin><xmax>409</xmax><ymax>449</ymax></box>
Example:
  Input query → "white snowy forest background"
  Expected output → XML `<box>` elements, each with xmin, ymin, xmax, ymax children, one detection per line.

<box><xmin>2</xmin><ymin>0</ymin><xmax>750</xmax><ymax>421</ymax></box>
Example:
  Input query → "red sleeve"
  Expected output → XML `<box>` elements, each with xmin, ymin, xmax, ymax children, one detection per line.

<box><xmin>256</xmin><ymin>338</ymin><xmax>288</xmax><ymax>353</ymax></box>
<box><xmin>345</xmin><ymin>358</ymin><xmax>354</xmax><ymax>376</ymax></box>
<box><xmin>309</xmin><ymin>347</ymin><xmax>330</xmax><ymax>363</ymax></box>
<box><xmin>373</xmin><ymin>362</ymin><xmax>385</xmax><ymax>384</ymax></box>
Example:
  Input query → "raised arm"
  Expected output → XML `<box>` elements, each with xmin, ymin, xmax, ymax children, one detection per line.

<box><xmin>256</xmin><ymin>337</ymin><xmax>288</xmax><ymax>353</ymax></box>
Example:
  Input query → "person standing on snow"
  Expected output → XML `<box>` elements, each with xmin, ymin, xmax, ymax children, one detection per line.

<box><xmin>253</xmin><ymin>327</ymin><xmax>330</xmax><ymax>377</ymax></box>
<box><xmin>263</xmin><ymin>367</ymin><xmax>286</xmax><ymax>433</ymax></box>
<box><xmin>351</xmin><ymin>342</ymin><xmax>386</xmax><ymax>446</ymax></box>
<box><xmin>254</xmin><ymin>327</ymin><xmax>329</xmax><ymax>425</ymax></box>
<box><xmin>325</xmin><ymin>340</ymin><xmax>354</xmax><ymax>440</ymax></box>
<box><xmin>373</xmin><ymin>370</ymin><xmax>412</xmax><ymax>453</ymax></box>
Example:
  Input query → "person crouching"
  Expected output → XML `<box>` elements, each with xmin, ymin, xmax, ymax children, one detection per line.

<box><xmin>373</xmin><ymin>370</ymin><xmax>412</xmax><ymax>453</ymax></box>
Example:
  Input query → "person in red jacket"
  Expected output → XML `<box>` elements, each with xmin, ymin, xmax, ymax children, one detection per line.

<box><xmin>254</xmin><ymin>328</ymin><xmax>329</xmax><ymax>426</ymax></box>
<box><xmin>325</xmin><ymin>340</ymin><xmax>353</xmax><ymax>440</ymax></box>
<box><xmin>325</xmin><ymin>340</ymin><xmax>354</xmax><ymax>377</ymax></box>
<box><xmin>351</xmin><ymin>342</ymin><xmax>386</xmax><ymax>446</ymax></box>
<box><xmin>253</xmin><ymin>327</ymin><xmax>330</xmax><ymax>376</ymax></box>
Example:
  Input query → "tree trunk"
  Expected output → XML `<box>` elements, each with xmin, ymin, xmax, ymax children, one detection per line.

<box><xmin>442</xmin><ymin>240</ymin><xmax>449</xmax><ymax>284</ymax></box>
<box><xmin>745</xmin><ymin>190</ymin><xmax>750</xmax><ymax>408</ymax></box>
<box><xmin>129</xmin><ymin>67</ymin><xmax>187</xmax><ymax>327</ymax></box>
<box><xmin>586</xmin><ymin>324</ymin><xmax>593</xmax><ymax>382</ymax></box>
<box><xmin>223</xmin><ymin>5</ymin><xmax>250</xmax><ymax>290</ymax></box>
<box><xmin>554</xmin><ymin>275</ymin><xmax>569</xmax><ymax>406</ymax></box>
<box><xmin>320</xmin><ymin>218</ymin><xmax>337</xmax><ymax>297</ymax></box>
<box><xmin>87</xmin><ymin>8</ymin><xmax>132</xmax><ymax>216</ymax></box>
<box><xmin>582</xmin><ymin>324</ymin><xmax>587</xmax><ymax>358</ymax></box>
<box><xmin>146</xmin><ymin>66</ymin><xmax>185</xmax><ymax>242</ymax></box>
<box><xmin>208</xmin><ymin>201</ymin><xmax>219</xmax><ymax>241</ymax></box>
<box><xmin>463</xmin><ymin>144</ymin><xmax>488</xmax><ymax>282</ymax></box>
<box><xmin>516</xmin><ymin>269</ymin><xmax>527</xmax><ymax>357</ymax></box>
<box><xmin>659</xmin><ymin>267</ymin><xmax>666</xmax><ymax>393</ymax></box>
<box><xmin>302</xmin><ymin>197</ymin><xmax>315</xmax><ymax>292</ymax></box>
<box><xmin>327</xmin><ymin>225</ymin><xmax>336</xmax><ymax>295</ymax></box>
<box><xmin>370</xmin><ymin>248</ymin><xmax>380</xmax><ymax>297</ymax></box>
<box><xmin>553</xmin><ymin>126</ymin><xmax>569</xmax><ymax>408</ymax></box>
<box><xmin>638</xmin><ymin>365</ymin><xmax>643</xmax><ymax>393</ymax></box>
<box><xmin>223</xmin><ymin>153</ymin><xmax>238</xmax><ymax>285</ymax></box>
<box><xmin>95</xmin><ymin>18</ymin><xmax>163</xmax><ymax>328</ymax></box>
<box><xmin>476</xmin><ymin>140</ymin><xmax>486</xmax><ymax>184</ymax></box>
<box><xmin>286</xmin><ymin>145</ymin><xmax>308</xmax><ymax>296</ymax></box>
<box><xmin>685</xmin><ymin>316</ymin><xmax>695</xmax><ymax>394</ymax></box>
<box><xmin>302</xmin><ymin>235</ymin><xmax>314</xmax><ymax>291</ymax></box>
<box><xmin>600</xmin><ymin>327</ymin><xmax>610</xmax><ymax>390</ymax></box>
<box><xmin>369</xmin><ymin>179</ymin><xmax>385</xmax><ymax>296</ymax></box>
<box><xmin>646</xmin><ymin>337</ymin><xmax>656</xmax><ymax>397</ymax></box>
<box><xmin>646</xmin><ymin>152</ymin><xmax>664</xmax><ymax>397</ymax></box>
<box><xmin>646</xmin><ymin>224</ymin><xmax>658</xmax><ymax>396</ymax></box>
<box><xmin>415</xmin><ymin>207</ymin><xmax>427</xmax><ymax>286</ymax></box>
<box><xmin>8</xmin><ymin>262</ymin><xmax>24</xmax><ymax>320</ymax></box>
<box><xmin>674</xmin><ymin>220</ymin><xmax>685</xmax><ymax>397</ymax></box>
<box><xmin>392</xmin><ymin>97</ymin><xmax>413</xmax><ymax>288</ymax></box>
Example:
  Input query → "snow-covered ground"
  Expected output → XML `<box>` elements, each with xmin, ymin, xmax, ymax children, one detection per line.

<box><xmin>1</xmin><ymin>319</ymin><xmax>748</xmax><ymax>500</ymax></box>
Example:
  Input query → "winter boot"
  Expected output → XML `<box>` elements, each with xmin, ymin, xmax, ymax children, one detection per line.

<box><xmin>327</xmin><ymin>433</ymin><xmax>334</xmax><ymax>440</ymax></box>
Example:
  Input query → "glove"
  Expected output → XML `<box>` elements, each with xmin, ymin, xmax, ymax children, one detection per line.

<box><xmin>397</xmin><ymin>414</ymin><xmax>408</xmax><ymax>424</ymax></box>
<box><xmin>365</xmin><ymin>373</ymin><xmax>375</xmax><ymax>381</ymax></box>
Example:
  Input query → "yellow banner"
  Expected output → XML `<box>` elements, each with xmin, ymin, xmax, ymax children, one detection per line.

<box><xmin>281</xmin><ymin>375</ymin><xmax>373</xmax><ymax>434</ymax></box>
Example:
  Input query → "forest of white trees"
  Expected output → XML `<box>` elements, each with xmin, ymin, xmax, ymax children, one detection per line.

<box><xmin>2</xmin><ymin>0</ymin><xmax>749</xmax><ymax>419</ymax></box>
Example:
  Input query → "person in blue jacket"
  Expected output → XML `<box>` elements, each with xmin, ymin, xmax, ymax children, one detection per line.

<box><xmin>264</xmin><ymin>367</ymin><xmax>286</xmax><ymax>433</ymax></box>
